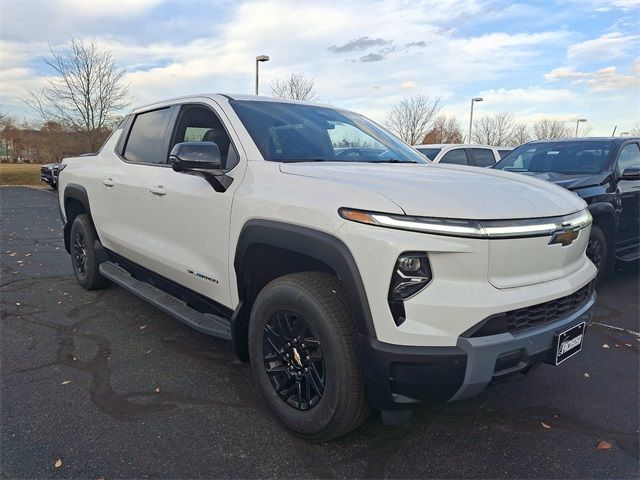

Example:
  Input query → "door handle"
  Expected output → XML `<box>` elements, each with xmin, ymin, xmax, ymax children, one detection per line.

<box><xmin>102</xmin><ymin>178</ymin><xmax>115</xmax><ymax>187</ymax></box>
<box><xmin>149</xmin><ymin>185</ymin><xmax>167</xmax><ymax>196</ymax></box>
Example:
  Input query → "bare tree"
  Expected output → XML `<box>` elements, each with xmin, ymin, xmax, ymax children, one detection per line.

<box><xmin>531</xmin><ymin>119</ymin><xmax>571</xmax><ymax>140</ymax></box>
<box><xmin>26</xmin><ymin>38</ymin><xmax>130</xmax><ymax>151</ymax></box>
<box><xmin>471</xmin><ymin>112</ymin><xmax>516</xmax><ymax>146</ymax></box>
<box><xmin>269</xmin><ymin>72</ymin><xmax>317</xmax><ymax>101</ymax></box>
<box><xmin>510</xmin><ymin>123</ymin><xmax>531</xmax><ymax>146</ymax></box>
<box><xmin>421</xmin><ymin>115</ymin><xmax>463</xmax><ymax>144</ymax></box>
<box><xmin>385</xmin><ymin>95</ymin><xmax>442</xmax><ymax>145</ymax></box>
<box><xmin>630</xmin><ymin>121</ymin><xmax>640</xmax><ymax>137</ymax></box>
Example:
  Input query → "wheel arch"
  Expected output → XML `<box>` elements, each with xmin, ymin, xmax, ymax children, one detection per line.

<box><xmin>588</xmin><ymin>202</ymin><xmax>617</xmax><ymax>248</ymax></box>
<box><xmin>231</xmin><ymin>220</ymin><xmax>375</xmax><ymax>360</ymax></box>
<box><xmin>62</xmin><ymin>184</ymin><xmax>92</xmax><ymax>253</ymax></box>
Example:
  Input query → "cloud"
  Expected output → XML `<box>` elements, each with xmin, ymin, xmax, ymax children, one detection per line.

<box><xmin>566</xmin><ymin>32</ymin><xmax>639</xmax><ymax>64</ymax></box>
<box><xmin>546</xmin><ymin>61</ymin><xmax>640</xmax><ymax>91</ymax></box>
<box><xmin>328</xmin><ymin>37</ymin><xmax>393</xmax><ymax>53</ymax></box>
<box><xmin>400</xmin><ymin>81</ymin><xmax>416</xmax><ymax>89</ymax></box>
<box><xmin>360</xmin><ymin>53</ymin><xmax>386</xmax><ymax>63</ymax></box>
<box><xmin>406</xmin><ymin>41</ymin><xmax>427</xmax><ymax>48</ymax></box>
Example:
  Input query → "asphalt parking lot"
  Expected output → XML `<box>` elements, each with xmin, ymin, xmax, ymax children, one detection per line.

<box><xmin>1</xmin><ymin>186</ymin><xmax>638</xmax><ymax>479</ymax></box>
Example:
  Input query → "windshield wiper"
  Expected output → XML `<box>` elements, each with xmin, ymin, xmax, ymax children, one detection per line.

<box><xmin>368</xmin><ymin>159</ymin><xmax>418</xmax><ymax>164</ymax></box>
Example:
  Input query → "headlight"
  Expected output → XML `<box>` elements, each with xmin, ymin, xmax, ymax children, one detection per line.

<box><xmin>388</xmin><ymin>252</ymin><xmax>432</xmax><ymax>326</ymax></box>
<box><xmin>339</xmin><ymin>208</ymin><xmax>592</xmax><ymax>239</ymax></box>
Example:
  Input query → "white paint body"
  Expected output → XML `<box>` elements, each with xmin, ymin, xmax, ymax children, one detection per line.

<box><xmin>59</xmin><ymin>94</ymin><xmax>596</xmax><ymax>348</ymax></box>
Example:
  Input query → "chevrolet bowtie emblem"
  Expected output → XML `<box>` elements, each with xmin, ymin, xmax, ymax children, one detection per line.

<box><xmin>549</xmin><ymin>227</ymin><xmax>579</xmax><ymax>247</ymax></box>
<box><xmin>292</xmin><ymin>347</ymin><xmax>302</xmax><ymax>367</ymax></box>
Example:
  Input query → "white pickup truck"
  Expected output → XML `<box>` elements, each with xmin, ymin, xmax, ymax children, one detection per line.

<box><xmin>58</xmin><ymin>94</ymin><xmax>596</xmax><ymax>440</ymax></box>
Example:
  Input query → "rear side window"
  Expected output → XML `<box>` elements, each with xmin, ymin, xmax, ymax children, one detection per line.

<box><xmin>439</xmin><ymin>149</ymin><xmax>468</xmax><ymax>165</ymax></box>
<box><xmin>124</xmin><ymin>108</ymin><xmax>172</xmax><ymax>164</ymax></box>
<box><xmin>472</xmin><ymin>148</ymin><xmax>496</xmax><ymax>167</ymax></box>
<box><xmin>498</xmin><ymin>149</ymin><xmax>511</xmax><ymax>159</ymax></box>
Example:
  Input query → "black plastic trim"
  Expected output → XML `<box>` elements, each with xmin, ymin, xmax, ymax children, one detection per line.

<box><xmin>106</xmin><ymin>250</ymin><xmax>234</xmax><ymax>320</ymax></box>
<box><xmin>359</xmin><ymin>334</ymin><xmax>467</xmax><ymax>409</ymax></box>
<box><xmin>62</xmin><ymin>183</ymin><xmax>92</xmax><ymax>253</ymax></box>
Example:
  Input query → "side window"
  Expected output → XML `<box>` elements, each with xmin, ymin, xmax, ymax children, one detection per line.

<box><xmin>472</xmin><ymin>148</ymin><xmax>496</xmax><ymax>167</ymax></box>
<box><xmin>171</xmin><ymin>105</ymin><xmax>238</xmax><ymax>170</ymax></box>
<box><xmin>439</xmin><ymin>149</ymin><xmax>468</xmax><ymax>165</ymax></box>
<box><xmin>124</xmin><ymin>108</ymin><xmax>172</xmax><ymax>164</ymax></box>
<box><xmin>617</xmin><ymin>143</ymin><xmax>640</xmax><ymax>173</ymax></box>
<box><xmin>498</xmin><ymin>149</ymin><xmax>511</xmax><ymax>159</ymax></box>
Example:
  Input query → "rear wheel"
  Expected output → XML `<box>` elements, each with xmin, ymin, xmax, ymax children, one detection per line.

<box><xmin>248</xmin><ymin>272</ymin><xmax>370</xmax><ymax>441</ymax></box>
<box><xmin>586</xmin><ymin>225</ymin><xmax>609</xmax><ymax>282</ymax></box>
<box><xmin>70</xmin><ymin>214</ymin><xmax>109</xmax><ymax>290</ymax></box>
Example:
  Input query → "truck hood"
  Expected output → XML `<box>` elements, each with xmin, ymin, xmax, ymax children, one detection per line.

<box><xmin>279</xmin><ymin>163</ymin><xmax>586</xmax><ymax>220</ymax></box>
<box><xmin>517</xmin><ymin>171</ymin><xmax>611</xmax><ymax>191</ymax></box>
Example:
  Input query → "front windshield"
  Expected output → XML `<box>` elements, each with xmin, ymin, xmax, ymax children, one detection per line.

<box><xmin>229</xmin><ymin>100</ymin><xmax>428</xmax><ymax>164</ymax></box>
<box><xmin>495</xmin><ymin>141</ymin><xmax>613</xmax><ymax>174</ymax></box>
<box><xmin>415</xmin><ymin>147</ymin><xmax>441</xmax><ymax>160</ymax></box>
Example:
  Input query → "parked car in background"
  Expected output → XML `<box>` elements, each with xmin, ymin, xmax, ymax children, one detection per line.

<box><xmin>415</xmin><ymin>144</ymin><xmax>511</xmax><ymax>167</ymax></box>
<box><xmin>58</xmin><ymin>94</ymin><xmax>596</xmax><ymax>440</ymax></box>
<box><xmin>40</xmin><ymin>162</ymin><xmax>62</xmax><ymax>189</ymax></box>
<box><xmin>494</xmin><ymin>138</ymin><xmax>640</xmax><ymax>279</ymax></box>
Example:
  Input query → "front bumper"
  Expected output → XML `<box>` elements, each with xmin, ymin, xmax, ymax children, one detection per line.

<box><xmin>361</xmin><ymin>291</ymin><xmax>596</xmax><ymax>410</ymax></box>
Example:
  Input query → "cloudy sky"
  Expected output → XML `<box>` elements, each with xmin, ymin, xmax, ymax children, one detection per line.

<box><xmin>1</xmin><ymin>0</ymin><xmax>639</xmax><ymax>135</ymax></box>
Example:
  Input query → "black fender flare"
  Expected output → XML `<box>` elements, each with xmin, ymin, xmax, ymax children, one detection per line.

<box><xmin>232</xmin><ymin>219</ymin><xmax>376</xmax><ymax>357</ymax></box>
<box><xmin>587</xmin><ymin>201</ymin><xmax>618</xmax><ymax>251</ymax></box>
<box><xmin>62</xmin><ymin>184</ymin><xmax>92</xmax><ymax>253</ymax></box>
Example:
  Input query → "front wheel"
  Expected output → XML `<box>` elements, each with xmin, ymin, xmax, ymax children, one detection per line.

<box><xmin>248</xmin><ymin>272</ymin><xmax>370</xmax><ymax>441</ymax></box>
<box><xmin>70</xmin><ymin>214</ymin><xmax>109</xmax><ymax>290</ymax></box>
<box><xmin>586</xmin><ymin>225</ymin><xmax>609</xmax><ymax>282</ymax></box>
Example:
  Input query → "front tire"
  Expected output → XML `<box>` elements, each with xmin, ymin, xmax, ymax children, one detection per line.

<box><xmin>70</xmin><ymin>214</ymin><xmax>109</xmax><ymax>290</ymax></box>
<box><xmin>248</xmin><ymin>272</ymin><xmax>370</xmax><ymax>441</ymax></box>
<box><xmin>587</xmin><ymin>225</ymin><xmax>609</xmax><ymax>282</ymax></box>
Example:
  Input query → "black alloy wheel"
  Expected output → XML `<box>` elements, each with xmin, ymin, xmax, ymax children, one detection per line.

<box><xmin>586</xmin><ymin>237</ymin><xmax>604</xmax><ymax>271</ymax></box>
<box><xmin>72</xmin><ymin>230</ymin><xmax>88</xmax><ymax>277</ymax></box>
<box><xmin>263</xmin><ymin>311</ymin><xmax>325</xmax><ymax>411</ymax></box>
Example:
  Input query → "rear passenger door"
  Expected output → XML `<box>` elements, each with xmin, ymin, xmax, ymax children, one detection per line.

<box><xmin>438</xmin><ymin>148</ymin><xmax>469</xmax><ymax>165</ymax></box>
<box><xmin>470</xmin><ymin>148</ymin><xmax>497</xmax><ymax>167</ymax></box>
<box><xmin>145</xmin><ymin>102</ymin><xmax>244</xmax><ymax>307</ymax></box>
<box><xmin>95</xmin><ymin>106</ymin><xmax>177</xmax><ymax>268</ymax></box>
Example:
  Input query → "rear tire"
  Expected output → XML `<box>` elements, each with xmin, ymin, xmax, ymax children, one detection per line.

<box><xmin>587</xmin><ymin>225</ymin><xmax>609</xmax><ymax>283</ymax></box>
<box><xmin>248</xmin><ymin>272</ymin><xmax>370</xmax><ymax>441</ymax></box>
<box><xmin>70</xmin><ymin>214</ymin><xmax>109</xmax><ymax>290</ymax></box>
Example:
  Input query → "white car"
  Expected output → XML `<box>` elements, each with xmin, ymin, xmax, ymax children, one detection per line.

<box><xmin>415</xmin><ymin>143</ymin><xmax>512</xmax><ymax>167</ymax></box>
<box><xmin>58</xmin><ymin>94</ymin><xmax>596</xmax><ymax>440</ymax></box>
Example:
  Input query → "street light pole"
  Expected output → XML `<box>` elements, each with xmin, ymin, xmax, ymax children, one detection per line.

<box><xmin>468</xmin><ymin>97</ymin><xmax>483</xmax><ymax>143</ymax></box>
<box><xmin>255</xmin><ymin>55</ymin><xmax>270</xmax><ymax>95</ymax></box>
<box><xmin>575</xmin><ymin>118</ymin><xmax>586</xmax><ymax>137</ymax></box>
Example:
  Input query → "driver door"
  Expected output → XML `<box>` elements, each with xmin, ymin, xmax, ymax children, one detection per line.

<box><xmin>616</xmin><ymin>142</ymin><xmax>640</xmax><ymax>246</ymax></box>
<box><xmin>144</xmin><ymin>102</ymin><xmax>244</xmax><ymax>307</ymax></box>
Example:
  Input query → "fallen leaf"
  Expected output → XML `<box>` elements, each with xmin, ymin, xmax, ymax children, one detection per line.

<box><xmin>154</xmin><ymin>387</ymin><xmax>160</xmax><ymax>393</ymax></box>
<box><xmin>625</xmin><ymin>344</ymin><xmax>632</xmax><ymax>347</ymax></box>
<box><xmin>146</xmin><ymin>350</ymin><xmax>152</xmax><ymax>354</ymax></box>
<box><xmin>601</xmin><ymin>344</ymin><xmax>609</xmax><ymax>348</ymax></box>
<box><xmin>54</xmin><ymin>458</ymin><xmax>62</xmax><ymax>468</ymax></box>
<box><xmin>61</xmin><ymin>380</ymin><xmax>71</xmax><ymax>385</ymax></box>
<box><xmin>139</xmin><ymin>324</ymin><xmax>148</xmax><ymax>330</ymax></box>
<box><xmin>584</xmin><ymin>372</ymin><xmax>590</xmax><ymax>378</ymax></box>
<box><xmin>541</xmin><ymin>422</ymin><xmax>551</xmax><ymax>429</ymax></box>
<box><xmin>596</xmin><ymin>440</ymin><xmax>612</xmax><ymax>450</ymax></box>
<box><xmin>15</xmin><ymin>302</ymin><xmax>20</xmax><ymax>306</ymax></box>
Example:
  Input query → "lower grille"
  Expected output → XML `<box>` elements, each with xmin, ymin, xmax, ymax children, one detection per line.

<box><xmin>466</xmin><ymin>283</ymin><xmax>593</xmax><ymax>337</ymax></box>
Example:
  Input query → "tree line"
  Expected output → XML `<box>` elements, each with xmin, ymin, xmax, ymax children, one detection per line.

<box><xmin>1</xmin><ymin>40</ymin><xmax>636</xmax><ymax>164</ymax></box>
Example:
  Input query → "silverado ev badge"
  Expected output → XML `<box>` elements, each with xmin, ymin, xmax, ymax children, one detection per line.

<box><xmin>549</xmin><ymin>226</ymin><xmax>580</xmax><ymax>247</ymax></box>
<box><xmin>187</xmin><ymin>269</ymin><xmax>219</xmax><ymax>284</ymax></box>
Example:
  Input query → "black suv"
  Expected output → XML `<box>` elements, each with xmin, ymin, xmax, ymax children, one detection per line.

<box><xmin>494</xmin><ymin>138</ymin><xmax>640</xmax><ymax>279</ymax></box>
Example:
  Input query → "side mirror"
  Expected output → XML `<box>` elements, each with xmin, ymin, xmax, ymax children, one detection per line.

<box><xmin>620</xmin><ymin>167</ymin><xmax>640</xmax><ymax>181</ymax></box>
<box><xmin>169</xmin><ymin>142</ymin><xmax>233</xmax><ymax>192</ymax></box>
<box><xmin>169</xmin><ymin>141</ymin><xmax>222</xmax><ymax>173</ymax></box>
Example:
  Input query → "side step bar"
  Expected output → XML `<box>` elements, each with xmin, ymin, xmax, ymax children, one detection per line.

<box><xmin>99</xmin><ymin>261</ymin><xmax>231</xmax><ymax>340</ymax></box>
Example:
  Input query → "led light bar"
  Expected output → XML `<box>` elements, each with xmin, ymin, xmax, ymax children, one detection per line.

<box><xmin>338</xmin><ymin>208</ymin><xmax>592</xmax><ymax>240</ymax></box>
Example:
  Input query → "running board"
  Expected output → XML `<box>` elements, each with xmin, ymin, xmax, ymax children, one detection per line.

<box><xmin>615</xmin><ymin>244</ymin><xmax>639</xmax><ymax>262</ymax></box>
<box><xmin>99</xmin><ymin>261</ymin><xmax>231</xmax><ymax>340</ymax></box>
